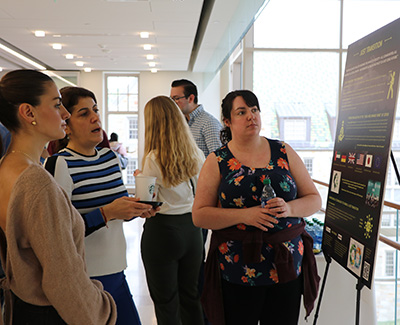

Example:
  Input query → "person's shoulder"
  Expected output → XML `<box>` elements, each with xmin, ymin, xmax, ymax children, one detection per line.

<box><xmin>98</xmin><ymin>146</ymin><xmax>113</xmax><ymax>154</ymax></box>
<box><xmin>198</xmin><ymin>107</ymin><xmax>221</xmax><ymax>125</ymax></box>
<box><xmin>17</xmin><ymin>165</ymin><xmax>55</xmax><ymax>193</ymax></box>
<box><xmin>266</xmin><ymin>137</ymin><xmax>284</xmax><ymax>147</ymax></box>
<box><xmin>213</xmin><ymin>144</ymin><xmax>227</xmax><ymax>155</ymax></box>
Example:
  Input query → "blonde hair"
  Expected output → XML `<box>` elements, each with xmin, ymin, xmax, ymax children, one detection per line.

<box><xmin>143</xmin><ymin>96</ymin><xmax>203</xmax><ymax>187</ymax></box>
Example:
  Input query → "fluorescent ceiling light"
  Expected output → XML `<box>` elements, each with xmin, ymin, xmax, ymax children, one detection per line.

<box><xmin>84</xmin><ymin>67</ymin><xmax>92</xmax><ymax>72</ymax></box>
<box><xmin>143</xmin><ymin>44</ymin><xmax>151</xmax><ymax>51</ymax></box>
<box><xmin>150</xmin><ymin>68</ymin><xmax>157</xmax><ymax>73</ymax></box>
<box><xmin>75</xmin><ymin>61</ymin><xmax>84</xmax><ymax>67</ymax></box>
<box><xmin>52</xmin><ymin>43</ymin><xmax>62</xmax><ymax>50</ymax></box>
<box><xmin>148</xmin><ymin>62</ymin><xmax>156</xmax><ymax>67</ymax></box>
<box><xmin>140</xmin><ymin>32</ymin><xmax>149</xmax><ymax>39</ymax></box>
<box><xmin>43</xmin><ymin>71</ymin><xmax>77</xmax><ymax>87</ymax></box>
<box><xmin>34</xmin><ymin>30</ymin><xmax>45</xmax><ymax>37</ymax></box>
<box><xmin>146</xmin><ymin>54</ymin><xmax>154</xmax><ymax>60</ymax></box>
<box><xmin>65</xmin><ymin>54</ymin><xmax>74</xmax><ymax>59</ymax></box>
<box><xmin>0</xmin><ymin>42</ymin><xmax>46</xmax><ymax>70</ymax></box>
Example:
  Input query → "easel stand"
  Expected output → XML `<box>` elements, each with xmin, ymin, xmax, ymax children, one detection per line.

<box><xmin>312</xmin><ymin>254</ymin><xmax>331</xmax><ymax>325</ymax></box>
<box><xmin>356</xmin><ymin>279</ymin><xmax>364</xmax><ymax>325</ymax></box>
<box><xmin>312</xmin><ymin>254</ymin><xmax>364</xmax><ymax>325</ymax></box>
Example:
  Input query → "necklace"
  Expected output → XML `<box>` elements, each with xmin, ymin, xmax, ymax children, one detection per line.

<box><xmin>10</xmin><ymin>150</ymin><xmax>39</xmax><ymax>164</ymax></box>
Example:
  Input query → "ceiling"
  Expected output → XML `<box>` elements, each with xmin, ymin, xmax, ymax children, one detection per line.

<box><xmin>0</xmin><ymin>0</ymin><xmax>244</xmax><ymax>73</ymax></box>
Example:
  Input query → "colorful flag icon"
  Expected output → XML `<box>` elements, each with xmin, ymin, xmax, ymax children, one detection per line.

<box><xmin>373</xmin><ymin>155</ymin><xmax>382</xmax><ymax>169</ymax></box>
<box><xmin>365</xmin><ymin>154</ymin><xmax>373</xmax><ymax>168</ymax></box>
<box><xmin>356</xmin><ymin>153</ymin><xmax>365</xmax><ymax>165</ymax></box>
<box><xmin>348</xmin><ymin>152</ymin><xmax>356</xmax><ymax>164</ymax></box>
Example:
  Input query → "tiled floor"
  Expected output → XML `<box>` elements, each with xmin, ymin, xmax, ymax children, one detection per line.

<box><xmin>123</xmin><ymin>218</ymin><xmax>157</xmax><ymax>325</ymax></box>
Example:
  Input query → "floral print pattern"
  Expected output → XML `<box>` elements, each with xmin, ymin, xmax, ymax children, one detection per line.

<box><xmin>214</xmin><ymin>138</ymin><xmax>303</xmax><ymax>286</ymax></box>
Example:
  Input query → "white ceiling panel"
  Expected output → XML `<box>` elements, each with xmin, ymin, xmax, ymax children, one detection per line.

<box><xmin>0</xmin><ymin>0</ymin><xmax>265</xmax><ymax>73</ymax></box>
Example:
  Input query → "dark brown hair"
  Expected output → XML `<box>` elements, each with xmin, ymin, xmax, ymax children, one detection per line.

<box><xmin>53</xmin><ymin>86</ymin><xmax>97</xmax><ymax>152</ymax></box>
<box><xmin>171</xmin><ymin>79</ymin><xmax>198</xmax><ymax>104</ymax></box>
<box><xmin>0</xmin><ymin>69</ymin><xmax>54</xmax><ymax>132</ymax></box>
<box><xmin>220</xmin><ymin>90</ymin><xmax>261</xmax><ymax>144</ymax></box>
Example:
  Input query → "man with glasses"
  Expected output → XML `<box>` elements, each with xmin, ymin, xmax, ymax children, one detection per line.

<box><xmin>170</xmin><ymin>79</ymin><xmax>222</xmax><ymax>158</ymax></box>
<box><xmin>170</xmin><ymin>79</ymin><xmax>221</xmax><ymax>325</ymax></box>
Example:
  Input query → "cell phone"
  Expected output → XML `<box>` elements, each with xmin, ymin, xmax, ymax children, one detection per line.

<box><xmin>138</xmin><ymin>201</ymin><xmax>163</xmax><ymax>208</ymax></box>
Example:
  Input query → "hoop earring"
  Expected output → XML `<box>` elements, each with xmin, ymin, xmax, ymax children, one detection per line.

<box><xmin>31</xmin><ymin>121</ymin><xmax>37</xmax><ymax>126</ymax></box>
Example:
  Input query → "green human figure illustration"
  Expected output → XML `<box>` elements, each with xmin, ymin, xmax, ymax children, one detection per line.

<box><xmin>338</xmin><ymin>120</ymin><xmax>345</xmax><ymax>142</ymax></box>
<box><xmin>387</xmin><ymin>70</ymin><xmax>396</xmax><ymax>99</ymax></box>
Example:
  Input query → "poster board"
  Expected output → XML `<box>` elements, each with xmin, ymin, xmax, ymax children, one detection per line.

<box><xmin>322</xmin><ymin>17</ymin><xmax>400</xmax><ymax>288</ymax></box>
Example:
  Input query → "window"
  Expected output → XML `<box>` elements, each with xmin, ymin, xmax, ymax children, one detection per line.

<box><xmin>385</xmin><ymin>251</ymin><xmax>394</xmax><ymax>277</ymax></box>
<box><xmin>281</xmin><ymin>118</ymin><xmax>309</xmax><ymax>142</ymax></box>
<box><xmin>126</xmin><ymin>159</ymin><xmax>138</xmax><ymax>186</ymax></box>
<box><xmin>105</xmin><ymin>74</ymin><xmax>139</xmax><ymax>187</ymax></box>
<box><xmin>381</xmin><ymin>214</ymin><xmax>391</xmax><ymax>227</ymax></box>
<box><xmin>303</xmin><ymin>158</ymin><xmax>313</xmax><ymax>177</ymax></box>
<box><xmin>129</xmin><ymin>116</ymin><xmax>138</xmax><ymax>140</ymax></box>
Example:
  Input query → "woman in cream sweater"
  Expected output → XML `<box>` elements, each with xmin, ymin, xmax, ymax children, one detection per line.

<box><xmin>0</xmin><ymin>70</ymin><xmax>117</xmax><ymax>324</ymax></box>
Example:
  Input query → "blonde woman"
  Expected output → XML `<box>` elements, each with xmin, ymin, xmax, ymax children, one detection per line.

<box><xmin>137</xmin><ymin>96</ymin><xmax>205</xmax><ymax>325</ymax></box>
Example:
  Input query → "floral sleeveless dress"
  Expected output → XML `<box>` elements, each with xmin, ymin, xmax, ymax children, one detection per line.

<box><xmin>215</xmin><ymin>138</ymin><xmax>303</xmax><ymax>286</ymax></box>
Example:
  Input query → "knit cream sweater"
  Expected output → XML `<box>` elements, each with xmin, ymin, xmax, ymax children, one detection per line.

<box><xmin>0</xmin><ymin>164</ymin><xmax>116</xmax><ymax>324</ymax></box>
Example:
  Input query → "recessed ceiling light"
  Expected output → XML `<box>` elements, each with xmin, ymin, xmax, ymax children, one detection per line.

<box><xmin>143</xmin><ymin>44</ymin><xmax>151</xmax><ymax>51</ymax></box>
<box><xmin>146</xmin><ymin>54</ymin><xmax>154</xmax><ymax>60</ymax></box>
<box><xmin>75</xmin><ymin>61</ymin><xmax>84</xmax><ymax>67</ymax></box>
<box><xmin>34</xmin><ymin>30</ymin><xmax>45</xmax><ymax>37</ymax></box>
<box><xmin>52</xmin><ymin>43</ymin><xmax>62</xmax><ymax>50</ymax></box>
<box><xmin>0</xmin><ymin>67</ymin><xmax>2</xmax><ymax>72</ymax></box>
<box><xmin>149</xmin><ymin>62</ymin><xmax>156</xmax><ymax>67</ymax></box>
<box><xmin>65</xmin><ymin>54</ymin><xmax>74</xmax><ymax>59</ymax></box>
<box><xmin>150</xmin><ymin>68</ymin><xmax>158</xmax><ymax>73</ymax></box>
<box><xmin>84</xmin><ymin>68</ymin><xmax>92</xmax><ymax>72</ymax></box>
<box><xmin>53</xmin><ymin>34</ymin><xmax>61</xmax><ymax>38</ymax></box>
<box><xmin>140</xmin><ymin>32</ymin><xmax>149</xmax><ymax>39</ymax></box>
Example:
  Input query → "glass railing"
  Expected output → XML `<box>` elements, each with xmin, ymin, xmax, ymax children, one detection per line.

<box><xmin>313</xmin><ymin>179</ymin><xmax>400</xmax><ymax>325</ymax></box>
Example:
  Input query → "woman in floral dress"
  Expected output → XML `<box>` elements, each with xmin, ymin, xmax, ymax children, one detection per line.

<box><xmin>193</xmin><ymin>90</ymin><xmax>321</xmax><ymax>325</ymax></box>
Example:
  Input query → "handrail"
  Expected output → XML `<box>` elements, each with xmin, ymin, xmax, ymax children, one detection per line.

<box><xmin>380</xmin><ymin>234</ymin><xmax>400</xmax><ymax>251</ymax></box>
<box><xmin>313</xmin><ymin>178</ymin><xmax>400</xmax><ymax>251</ymax></box>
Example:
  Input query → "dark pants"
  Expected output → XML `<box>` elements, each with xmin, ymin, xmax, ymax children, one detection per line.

<box><xmin>92</xmin><ymin>271</ymin><xmax>141</xmax><ymax>325</ymax></box>
<box><xmin>199</xmin><ymin>228</ymin><xmax>209</xmax><ymax>325</ymax></box>
<box><xmin>12</xmin><ymin>294</ymin><xmax>66</xmax><ymax>325</ymax></box>
<box><xmin>221</xmin><ymin>275</ymin><xmax>303</xmax><ymax>325</ymax></box>
<box><xmin>141</xmin><ymin>212</ymin><xmax>204</xmax><ymax>325</ymax></box>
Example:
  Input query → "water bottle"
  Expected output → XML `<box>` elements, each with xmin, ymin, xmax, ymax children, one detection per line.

<box><xmin>261</xmin><ymin>178</ymin><xmax>276</xmax><ymax>208</ymax></box>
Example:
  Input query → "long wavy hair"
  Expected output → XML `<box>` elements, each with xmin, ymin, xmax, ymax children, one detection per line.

<box><xmin>143</xmin><ymin>96</ymin><xmax>203</xmax><ymax>187</ymax></box>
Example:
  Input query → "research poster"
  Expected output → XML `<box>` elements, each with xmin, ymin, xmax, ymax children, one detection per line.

<box><xmin>322</xmin><ymin>17</ymin><xmax>400</xmax><ymax>288</ymax></box>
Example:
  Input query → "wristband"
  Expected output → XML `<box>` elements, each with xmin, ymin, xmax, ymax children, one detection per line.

<box><xmin>100</xmin><ymin>207</ymin><xmax>109</xmax><ymax>228</ymax></box>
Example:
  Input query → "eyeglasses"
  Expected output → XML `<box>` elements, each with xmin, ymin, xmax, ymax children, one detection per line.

<box><xmin>170</xmin><ymin>95</ymin><xmax>187</xmax><ymax>102</ymax></box>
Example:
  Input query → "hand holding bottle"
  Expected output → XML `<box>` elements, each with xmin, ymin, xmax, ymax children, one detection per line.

<box><xmin>260</xmin><ymin>179</ymin><xmax>288</xmax><ymax>218</ymax></box>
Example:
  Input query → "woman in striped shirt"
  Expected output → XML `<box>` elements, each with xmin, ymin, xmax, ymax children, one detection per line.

<box><xmin>45</xmin><ymin>86</ymin><xmax>158</xmax><ymax>325</ymax></box>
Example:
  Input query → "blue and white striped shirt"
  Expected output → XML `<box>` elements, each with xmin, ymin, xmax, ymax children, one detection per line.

<box><xmin>188</xmin><ymin>104</ymin><xmax>222</xmax><ymax>157</ymax></box>
<box><xmin>45</xmin><ymin>147</ymin><xmax>128</xmax><ymax>276</ymax></box>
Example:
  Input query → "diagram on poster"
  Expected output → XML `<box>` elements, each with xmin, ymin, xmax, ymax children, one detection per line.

<box><xmin>347</xmin><ymin>238</ymin><xmax>364</xmax><ymax>277</ymax></box>
<box><xmin>331</xmin><ymin>170</ymin><xmax>341</xmax><ymax>194</ymax></box>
